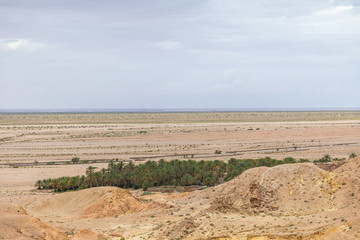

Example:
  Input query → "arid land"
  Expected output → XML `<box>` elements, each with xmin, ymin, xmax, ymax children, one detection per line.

<box><xmin>1</xmin><ymin>112</ymin><xmax>360</xmax><ymax>240</ymax></box>
<box><xmin>1</xmin><ymin>112</ymin><xmax>360</xmax><ymax>164</ymax></box>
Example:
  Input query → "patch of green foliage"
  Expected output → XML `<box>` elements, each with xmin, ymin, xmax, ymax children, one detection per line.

<box><xmin>141</xmin><ymin>191</ymin><xmax>154</xmax><ymax>196</ymax></box>
<box><xmin>71</xmin><ymin>157</ymin><xmax>80</xmax><ymax>164</ymax></box>
<box><xmin>299</xmin><ymin>158</ymin><xmax>310</xmax><ymax>163</ymax></box>
<box><xmin>349</xmin><ymin>153</ymin><xmax>357</xmax><ymax>159</ymax></box>
<box><xmin>36</xmin><ymin>157</ymin><xmax>303</xmax><ymax>192</ymax></box>
<box><xmin>314</xmin><ymin>154</ymin><xmax>332</xmax><ymax>163</ymax></box>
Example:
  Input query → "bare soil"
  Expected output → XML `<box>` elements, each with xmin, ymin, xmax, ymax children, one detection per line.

<box><xmin>2</xmin><ymin>158</ymin><xmax>360</xmax><ymax>239</ymax></box>
<box><xmin>1</xmin><ymin>119</ymin><xmax>360</xmax><ymax>164</ymax></box>
<box><xmin>1</xmin><ymin>113</ymin><xmax>360</xmax><ymax>239</ymax></box>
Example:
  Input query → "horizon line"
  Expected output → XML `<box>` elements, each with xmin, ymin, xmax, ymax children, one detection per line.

<box><xmin>1</xmin><ymin>107</ymin><xmax>360</xmax><ymax>113</ymax></box>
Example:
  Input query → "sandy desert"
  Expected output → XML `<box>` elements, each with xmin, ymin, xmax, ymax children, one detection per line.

<box><xmin>1</xmin><ymin>112</ymin><xmax>360</xmax><ymax>239</ymax></box>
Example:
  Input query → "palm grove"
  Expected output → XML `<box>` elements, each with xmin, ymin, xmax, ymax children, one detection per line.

<box><xmin>36</xmin><ymin>157</ymin><xmax>301</xmax><ymax>192</ymax></box>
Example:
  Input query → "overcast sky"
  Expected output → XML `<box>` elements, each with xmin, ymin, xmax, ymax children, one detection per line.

<box><xmin>0</xmin><ymin>0</ymin><xmax>359</xmax><ymax>109</ymax></box>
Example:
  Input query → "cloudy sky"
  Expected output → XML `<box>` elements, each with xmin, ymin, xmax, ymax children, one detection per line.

<box><xmin>0</xmin><ymin>0</ymin><xmax>359</xmax><ymax>109</ymax></box>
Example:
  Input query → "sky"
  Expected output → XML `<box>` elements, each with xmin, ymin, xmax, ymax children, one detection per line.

<box><xmin>0</xmin><ymin>0</ymin><xmax>359</xmax><ymax>109</ymax></box>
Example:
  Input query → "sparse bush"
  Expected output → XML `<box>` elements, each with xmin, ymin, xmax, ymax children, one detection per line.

<box><xmin>298</xmin><ymin>158</ymin><xmax>310</xmax><ymax>163</ymax></box>
<box><xmin>141</xmin><ymin>191</ymin><xmax>153</xmax><ymax>196</ymax></box>
<box><xmin>349</xmin><ymin>153</ymin><xmax>357</xmax><ymax>159</ymax></box>
<box><xmin>314</xmin><ymin>154</ymin><xmax>332</xmax><ymax>163</ymax></box>
<box><xmin>283</xmin><ymin>157</ymin><xmax>296</xmax><ymax>164</ymax></box>
<box><xmin>71</xmin><ymin>157</ymin><xmax>80</xmax><ymax>164</ymax></box>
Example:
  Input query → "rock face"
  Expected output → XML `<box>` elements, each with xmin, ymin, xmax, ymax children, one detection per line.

<box><xmin>27</xmin><ymin>187</ymin><xmax>155</xmax><ymax>219</ymax></box>
<box><xmin>210</xmin><ymin>163</ymin><xmax>346</xmax><ymax>214</ymax></box>
<box><xmin>0</xmin><ymin>204</ymin><xmax>68</xmax><ymax>240</ymax></box>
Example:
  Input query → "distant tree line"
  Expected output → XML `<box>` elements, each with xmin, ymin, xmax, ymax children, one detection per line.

<box><xmin>37</xmin><ymin>153</ymin><xmax>355</xmax><ymax>192</ymax></box>
<box><xmin>35</xmin><ymin>157</ymin><xmax>305</xmax><ymax>192</ymax></box>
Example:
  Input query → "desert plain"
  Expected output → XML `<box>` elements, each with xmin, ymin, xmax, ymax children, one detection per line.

<box><xmin>1</xmin><ymin>111</ymin><xmax>360</xmax><ymax>240</ymax></box>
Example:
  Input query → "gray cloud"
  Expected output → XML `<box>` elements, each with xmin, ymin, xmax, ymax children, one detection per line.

<box><xmin>0</xmin><ymin>0</ymin><xmax>359</xmax><ymax>109</ymax></box>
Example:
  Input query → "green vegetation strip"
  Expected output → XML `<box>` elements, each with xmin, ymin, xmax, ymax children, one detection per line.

<box><xmin>36</xmin><ymin>157</ymin><xmax>304</xmax><ymax>192</ymax></box>
<box><xmin>37</xmin><ymin>153</ymin><xmax>356</xmax><ymax>192</ymax></box>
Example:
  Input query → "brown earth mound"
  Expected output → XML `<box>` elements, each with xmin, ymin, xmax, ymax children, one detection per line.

<box><xmin>71</xmin><ymin>228</ymin><xmax>107</xmax><ymax>240</ymax></box>
<box><xmin>160</xmin><ymin>217</ymin><xmax>200</xmax><ymax>240</ymax></box>
<box><xmin>335</xmin><ymin>156</ymin><xmax>360</xmax><ymax>176</ymax></box>
<box><xmin>210</xmin><ymin>163</ymin><xmax>348</xmax><ymax>214</ymax></box>
<box><xmin>167</xmin><ymin>161</ymin><xmax>360</xmax><ymax>239</ymax></box>
<box><xmin>0</xmin><ymin>204</ymin><xmax>68</xmax><ymax>240</ymax></box>
<box><xmin>27</xmin><ymin>187</ymin><xmax>155</xmax><ymax>219</ymax></box>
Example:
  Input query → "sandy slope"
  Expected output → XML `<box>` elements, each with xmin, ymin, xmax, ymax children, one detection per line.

<box><xmin>0</xmin><ymin>204</ymin><xmax>68</xmax><ymax>240</ymax></box>
<box><xmin>209</xmin><ymin>163</ymin><xmax>345</xmax><ymax>214</ymax></box>
<box><xmin>71</xmin><ymin>229</ymin><xmax>107</xmax><ymax>240</ymax></box>
<box><xmin>2</xmin><ymin>158</ymin><xmax>360</xmax><ymax>239</ymax></box>
<box><xmin>149</xmin><ymin>158</ymin><xmax>360</xmax><ymax>239</ymax></box>
<box><xmin>26</xmin><ymin>187</ymin><xmax>156</xmax><ymax>219</ymax></box>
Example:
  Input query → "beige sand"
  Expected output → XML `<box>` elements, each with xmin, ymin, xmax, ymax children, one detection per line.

<box><xmin>1</xmin><ymin>158</ymin><xmax>360</xmax><ymax>239</ymax></box>
<box><xmin>1</xmin><ymin>120</ymin><xmax>360</xmax><ymax>164</ymax></box>
<box><xmin>1</xmin><ymin>113</ymin><xmax>360</xmax><ymax>239</ymax></box>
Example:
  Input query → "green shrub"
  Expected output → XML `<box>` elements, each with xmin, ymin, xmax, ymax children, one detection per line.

<box><xmin>349</xmin><ymin>153</ymin><xmax>357</xmax><ymax>159</ymax></box>
<box><xmin>298</xmin><ymin>158</ymin><xmax>310</xmax><ymax>163</ymax></box>
<box><xmin>314</xmin><ymin>154</ymin><xmax>332</xmax><ymax>163</ymax></box>
<box><xmin>283</xmin><ymin>157</ymin><xmax>296</xmax><ymax>164</ymax></box>
<box><xmin>71</xmin><ymin>157</ymin><xmax>80</xmax><ymax>164</ymax></box>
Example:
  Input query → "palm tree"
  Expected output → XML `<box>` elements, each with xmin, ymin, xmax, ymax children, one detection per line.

<box><xmin>114</xmin><ymin>161</ymin><xmax>124</xmax><ymax>172</ymax></box>
<box><xmin>86</xmin><ymin>166</ymin><xmax>97</xmax><ymax>176</ymax></box>
<box><xmin>35</xmin><ymin>180</ymin><xmax>42</xmax><ymax>189</ymax></box>
<box><xmin>323</xmin><ymin>154</ymin><xmax>331</xmax><ymax>162</ymax></box>
<box><xmin>94</xmin><ymin>172</ymin><xmax>102</xmax><ymax>187</ymax></box>
<box><xmin>86</xmin><ymin>166</ymin><xmax>97</xmax><ymax>188</ymax></box>
<box><xmin>350</xmin><ymin>153</ymin><xmax>357</xmax><ymax>159</ymax></box>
